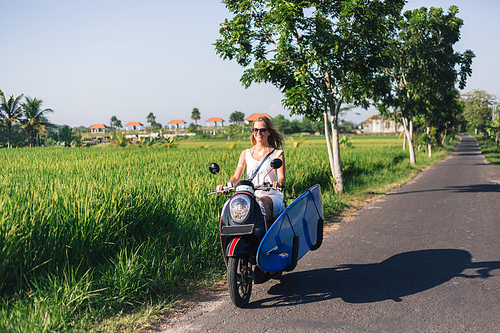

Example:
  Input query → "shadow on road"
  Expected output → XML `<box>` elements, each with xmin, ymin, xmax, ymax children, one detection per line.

<box><xmin>446</xmin><ymin>184</ymin><xmax>500</xmax><ymax>192</ymax></box>
<box><xmin>387</xmin><ymin>183</ymin><xmax>500</xmax><ymax>196</ymax></box>
<box><xmin>249</xmin><ymin>249</ymin><xmax>500</xmax><ymax>308</ymax></box>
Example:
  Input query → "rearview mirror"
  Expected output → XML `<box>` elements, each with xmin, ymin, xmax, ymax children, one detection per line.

<box><xmin>270</xmin><ymin>159</ymin><xmax>282</xmax><ymax>169</ymax></box>
<box><xmin>209</xmin><ymin>163</ymin><xmax>220</xmax><ymax>174</ymax></box>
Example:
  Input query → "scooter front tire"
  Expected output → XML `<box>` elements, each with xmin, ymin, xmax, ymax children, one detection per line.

<box><xmin>227</xmin><ymin>255</ymin><xmax>252</xmax><ymax>308</ymax></box>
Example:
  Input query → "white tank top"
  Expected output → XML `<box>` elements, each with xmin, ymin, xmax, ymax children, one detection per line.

<box><xmin>245</xmin><ymin>148</ymin><xmax>283</xmax><ymax>185</ymax></box>
<box><xmin>245</xmin><ymin>148</ymin><xmax>285</xmax><ymax>218</ymax></box>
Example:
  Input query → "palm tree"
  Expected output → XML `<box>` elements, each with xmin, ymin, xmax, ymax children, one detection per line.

<box><xmin>20</xmin><ymin>97</ymin><xmax>54</xmax><ymax>147</ymax></box>
<box><xmin>0</xmin><ymin>90</ymin><xmax>24</xmax><ymax>148</ymax></box>
<box><xmin>191</xmin><ymin>107</ymin><xmax>201</xmax><ymax>129</ymax></box>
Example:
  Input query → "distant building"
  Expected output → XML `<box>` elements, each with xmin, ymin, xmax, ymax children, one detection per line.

<box><xmin>89</xmin><ymin>123</ymin><xmax>111</xmax><ymax>133</ymax></box>
<box><xmin>360</xmin><ymin>115</ymin><xmax>404</xmax><ymax>134</ymax></box>
<box><xmin>167</xmin><ymin>119</ymin><xmax>187</xmax><ymax>129</ymax></box>
<box><xmin>124</xmin><ymin>121</ymin><xmax>144</xmax><ymax>131</ymax></box>
<box><xmin>206</xmin><ymin>117</ymin><xmax>225</xmax><ymax>127</ymax></box>
<box><xmin>245</xmin><ymin>113</ymin><xmax>272</xmax><ymax>125</ymax></box>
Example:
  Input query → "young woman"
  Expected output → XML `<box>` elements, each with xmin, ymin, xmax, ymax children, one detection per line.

<box><xmin>217</xmin><ymin>116</ymin><xmax>285</xmax><ymax>222</ymax></box>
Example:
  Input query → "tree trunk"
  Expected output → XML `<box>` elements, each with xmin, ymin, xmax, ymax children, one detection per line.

<box><xmin>403</xmin><ymin>117</ymin><xmax>416</xmax><ymax>164</ymax></box>
<box><xmin>328</xmin><ymin>105</ymin><xmax>344</xmax><ymax>194</ymax></box>
<box><xmin>441</xmin><ymin>128</ymin><xmax>447</xmax><ymax>146</ymax></box>
<box><xmin>427</xmin><ymin>127</ymin><xmax>432</xmax><ymax>158</ymax></box>
<box><xmin>330</xmin><ymin>119</ymin><xmax>344</xmax><ymax>194</ymax></box>
<box><xmin>403</xmin><ymin>130</ymin><xmax>406</xmax><ymax>150</ymax></box>
<box><xmin>323</xmin><ymin>110</ymin><xmax>336</xmax><ymax>188</ymax></box>
<box><xmin>7</xmin><ymin>124</ymin><xmax>12</xmax><ymax>148</ymax></box>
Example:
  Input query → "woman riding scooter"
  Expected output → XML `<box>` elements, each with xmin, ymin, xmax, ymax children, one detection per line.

<box><xmin>209</xmin><ymin>116</ymin><xmax>323</xmax><ymax>307</ymax></box>
<box><xmin>217</xmin><ymin>116</ymin><xmax>285</xmax><ymax>227</ymax></box>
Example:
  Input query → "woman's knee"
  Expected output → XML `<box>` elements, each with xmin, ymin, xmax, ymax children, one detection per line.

<box><xmin>260</xmin><ymin>196</ymin><xmax>274</xmax><ymax>218</ymax></box>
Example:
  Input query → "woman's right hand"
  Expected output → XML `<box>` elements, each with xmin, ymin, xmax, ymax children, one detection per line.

<box><xmin>217</xmin><ymin>182</ymin><xmax>234</xmax><ymax>193</ymax></box>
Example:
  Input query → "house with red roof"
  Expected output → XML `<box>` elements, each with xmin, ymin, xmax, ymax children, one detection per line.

<box><xmin>167</xmin><ymin>119</ymin><xmax>187</xmax><ymax>129</ymax></box>
<box><xmin>89</xmin><ymin>123</ymin><xmax>111</xmax><ymax>133</ymax></box>
<box><xmin>245</xmin><ymin>113</ymin><xmax>272</xmax><ymax>124</ymax></box>
<box><xmin>206</xmin><ymin>117</ymin><xmax>225</xmax><ymax>127</ymax></box>
<box><xmin>124</xmin><ymin>121</ymin><xmax>144</xmax><ymax>131</ymax></box>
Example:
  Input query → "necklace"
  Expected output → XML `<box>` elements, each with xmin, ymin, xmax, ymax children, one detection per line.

<box><xmin>252</xmin><ymin>146</ymin><xmax>269</xmax><ymax>158</ymax></box>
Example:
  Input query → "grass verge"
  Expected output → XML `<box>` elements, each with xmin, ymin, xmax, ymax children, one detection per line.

<box><xmin>474</xmin><ymin>135</ymin><xmax>500</xmax><ymax>164</ymax></box>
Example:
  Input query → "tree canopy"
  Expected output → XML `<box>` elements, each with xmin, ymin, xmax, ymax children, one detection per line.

<box><xmin>110</xmin><ymin>116</ymin><xmax>122</xmax><ymax>130</ymax></box>
<box><xmin>0</xmin><ymin>90</ymin><xmax>25</xmax><ymax>148</ymax></box>
<box><xmin>215</xmin><ymin>0</ymin><xmax>405</xmax><ymax>193</ymax></box>
<box><xmin>191</xmin><ymin>108</ymin><xmax>201</xmax><ymax>125</ymax></box>
<box><xmin>229</xmin><ymin>111</ymin><xmax>245</xmax><ymax>125</ymax></box>
<box><xmin>378</xmin><ymin>5</ymin><xmax>474</xmax><ymax>163</ymax></box>
<box><xmin>461</xmin><ymin>89</ymin><xmax>497</xmax><ymax>134</ymax></box>
<box><xmin>20</xmin><ymin>97</ymin><xmax>54</xmax><ymax>147</ymax></box>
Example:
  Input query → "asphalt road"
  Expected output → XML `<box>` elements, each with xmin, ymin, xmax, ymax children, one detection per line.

<box><xmin>162</xmin><ymin>135</ymin><xmax>500</xmax><ymax>333</ymax></box>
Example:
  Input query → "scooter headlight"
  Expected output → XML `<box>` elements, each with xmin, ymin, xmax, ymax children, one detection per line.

<box><xmin>229</xmin><ymin>195</ymin><xmax>251</xmax><ymax>223</ymax></box>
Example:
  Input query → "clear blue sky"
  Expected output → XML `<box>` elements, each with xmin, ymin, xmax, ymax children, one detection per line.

<box><xmin>1</xmin><ymin>0</ymin><xmax>498</xmax><ymax>128</ymax></box>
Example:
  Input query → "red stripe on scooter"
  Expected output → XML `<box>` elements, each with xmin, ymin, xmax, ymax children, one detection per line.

<box><xmin>228</xmin><ymin>238</ymin><xmax>240</xmax><ymax>257</ymax></box>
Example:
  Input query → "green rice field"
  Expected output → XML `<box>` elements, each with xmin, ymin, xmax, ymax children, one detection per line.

<box><xmin>0</xmin><ymin>135</ymin><xmax>456</xmax><ymax>332</ymax></box>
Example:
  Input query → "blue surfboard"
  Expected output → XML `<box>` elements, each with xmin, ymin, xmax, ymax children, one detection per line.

<box><xmin>256</xmin><ymin>184</ymin><xmax>323</xmax><ymax>273</ymax></box>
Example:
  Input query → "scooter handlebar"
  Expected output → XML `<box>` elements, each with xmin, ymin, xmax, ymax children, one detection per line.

<box><xmin>254</xmin><ymin>183</ymin><xmax>283</xmax><ymax>192</ymax></box>
<box><xmin>207</xmin><ymin>184</ymin><xmax>234</xmax><ymax>195</ymax></box>
<box><xmin>208</xmin><ymin>183</ymin><xmax>282</xmax><ymax>195</ymax></box>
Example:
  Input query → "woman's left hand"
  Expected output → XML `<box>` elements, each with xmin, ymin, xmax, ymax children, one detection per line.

<box><xmin>273</xmin><ymin>180</ymin><xmax>284</xmax><ymax>189</ymax></box>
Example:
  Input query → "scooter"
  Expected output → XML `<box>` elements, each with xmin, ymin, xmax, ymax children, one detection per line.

<box><xmin>208</xmin><ymin>159</ymin><xmax>324</xmax><ymax>308</ymax></box>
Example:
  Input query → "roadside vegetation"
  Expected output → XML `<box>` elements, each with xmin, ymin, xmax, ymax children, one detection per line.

<box><xmin>474</xmin><ymin>135</ymin><xmax>500</xmax><ymax>165</ymax></box>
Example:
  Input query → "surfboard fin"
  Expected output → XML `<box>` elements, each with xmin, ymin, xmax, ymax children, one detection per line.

<box><xmin>284</xmin><ymin>236</ymin><xmax>299</xmax><ymax>272</ymax></box>
<box><xmin>310</xmin><ymin>218</ymin><xmax>324</xmax><ymax>251</ymax></box>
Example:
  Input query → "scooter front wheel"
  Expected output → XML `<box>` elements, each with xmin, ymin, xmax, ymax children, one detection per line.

<box><xmin>227</xmin><ymin>255</ymin><xmax>252</xmax><ymax>307</ymax></box>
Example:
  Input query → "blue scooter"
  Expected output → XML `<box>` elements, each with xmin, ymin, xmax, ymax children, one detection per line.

<box><xmin>208</xmin><ymin>159</ymin><xmax>323</xmax><ymax>307</ymax></box>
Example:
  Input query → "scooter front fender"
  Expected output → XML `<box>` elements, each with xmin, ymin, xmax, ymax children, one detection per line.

<box><xmin>226</xmin><ymin>237</ymin><xmax>253</xmax><ymax>258</ymax></box>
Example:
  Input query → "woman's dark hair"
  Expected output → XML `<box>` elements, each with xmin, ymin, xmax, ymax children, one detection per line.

<box><xmin>251</xmin><ymin>116</ymin><xmax>284</xmax><ymax>149</ymax></box>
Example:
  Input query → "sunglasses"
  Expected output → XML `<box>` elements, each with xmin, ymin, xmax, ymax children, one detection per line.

<box><xmin>252</xmin><ymin>128</ymin><xmax>268</xmax><ymax>134</ymax></box>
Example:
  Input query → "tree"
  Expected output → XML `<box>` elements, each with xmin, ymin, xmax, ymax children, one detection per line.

<box><xmin>191</xmin><ymin>108</ymin><xmax>201</xmax><ymax>128</ymax></box>
<box><xmin>379</xmin><ymin>6</ymin><xmax>474</xmax><ymax>163</ymax></box>
<box><xmin>215</xmin><ymin>0</ymin><xmax>405</xmax><ymax>193</ymax></box>
<box><xmin>424</xmin><ymin>88</ymin><xmax>464</xmax><ymax>155</ymax></box>
<box><xmin>460</xmin><ymin>90</ymin><xmax>497</xmax><ymax>135</ymax></box>
<box><xmin>229</xmin><ymin>111</ymin><xmax>245</xmax><ymax>125</ymax></box>
<box><xmin>110</xmin><ymin>116</ymin><xmax>122</xmax><ymax>130</ymax></box>
<box><xmin>19</xmin><ymin>97</ymin><xmax>54</xmax><ymax>147</ymax></box>
<box><xmin>272</xmin><ymin>115</ymin><xmax>291</xmax><ymax>134</ymax></box>
<box><xmin>487</xmin><ymin>117</ymin><xmax>500</xmax><ymax>147</ymax></box>
<box><xmin>146</xmin><ymin>112</ymin><xmax>156</xmax><ymax>130</ymax></box>
<box><xmin>60</xmin><ymin>125</ymin><xmax>73</xmax><ymax>147</ymax></box>
<box><xmin>151</xmin><ymin>122</ymin><xmax>162</xmax><ymax>132</ymax></box>
<box><xmin>299</xmin><ymin>116</ymin><xmax>324</xmax><ymax>134</ymax></box>
<box><xmin>0</xmin><ymin>90</ymin><xmax>24</xmax><ymax>148</ymax></box>
<box><xmin>433</xmin><ymin>89</ymin><xmax>463</xmax><ymax>147</ymax></box>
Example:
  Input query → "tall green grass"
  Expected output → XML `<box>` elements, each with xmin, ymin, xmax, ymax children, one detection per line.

<box><xmin>474</xmin><ymin>135</ymin><xmax>500</xmax><ymax>164</ymax></box>
<box><xmin>0</xmin><ymin>136</ymin><xmax>456</xmax><ymax>332</ymax></box>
